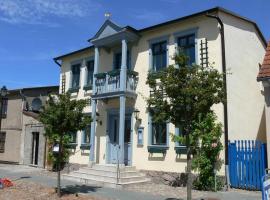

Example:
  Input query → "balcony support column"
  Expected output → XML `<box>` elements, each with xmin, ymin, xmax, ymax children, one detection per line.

<box><xmin>119</xmin><ymin>95</ymin><xmax>126</xmax><ymax>164</ymax></box>
<box><xmin>89</xmin><ymin>47</ymin><xmax>99</xmax><ymax>166</ymax></box>
<box><xmin>118</xmin><ymin>39</ymin><xmax>127</xmax><ymax>165</ymax></box>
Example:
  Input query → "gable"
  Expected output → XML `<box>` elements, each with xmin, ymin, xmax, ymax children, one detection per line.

<box><xmin>92</xmin><ymin>20</ymin><xmax>122</xmax><ymax>40</ymax></box>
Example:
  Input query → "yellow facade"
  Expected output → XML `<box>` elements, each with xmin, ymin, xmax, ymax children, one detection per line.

<box><xmin>58</xmin><ymin>10</ymin><xmax>266</xmax><ymax>174</ymax></box>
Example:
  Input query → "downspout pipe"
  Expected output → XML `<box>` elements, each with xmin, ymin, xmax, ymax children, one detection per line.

<box><xmin>206</xmin><ymin>13</ymin><xmax>229</xmax><ymax>184</ymax></box>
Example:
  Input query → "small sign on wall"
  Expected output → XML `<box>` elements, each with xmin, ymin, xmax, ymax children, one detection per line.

<box><xmin>137</xmin><ymin>127</ymin><xmax>144</xmax><ymax>146</ymax></box>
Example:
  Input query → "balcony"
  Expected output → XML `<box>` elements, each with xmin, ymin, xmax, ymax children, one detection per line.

<box><xmin>92</xmin><ymin>69</ymin><xmax>138</xmax><ymax>99</ymax></box>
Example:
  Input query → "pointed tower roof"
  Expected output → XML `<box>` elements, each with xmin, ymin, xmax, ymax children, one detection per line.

<box><xmin>257</xmin><ymin>41</ymin><xmax>270</xmax><ymax>81</ymax></box>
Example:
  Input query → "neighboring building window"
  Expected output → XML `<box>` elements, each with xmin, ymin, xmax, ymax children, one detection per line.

<box><xmin>113</xmin><ymin>51</ymin><xmax>130</xmax><ymax>70</ymax></box>
<box><xmin>71</xmin><ymin>64</ymin><xmax>81</xmax><ymax>88</ymax></box>
<box><xmin>1</xmin><ymin>98</ymin><xmax>8</xmax><ymax>118</ymax></box>
<box><xmin>82</xmin><ymin>125</ymin><xmax>91</xmax><ymax>144</ymax></box>
<box><xmin>69</xmin><ymin>132</ymin><xmax>77</xmax><ymax>144</ymax></box>
<box><xmin>177</xmin><ymin>34</ymin><xmax>195</xmax><ymax>65</ymax></box>
<box><xmin>152</xmin><ymin>41</ymin><xmax>167</xmax><ymax>71</ymax></box>
<box><xmin>86</xmin><ymin>60</ymin><xmax>94</xmax><ymax>86</ymax></box>
<box><xmin>0</xmin><ymin>132</ymin><xmax>6</xmax><ymax>153</ymax></box>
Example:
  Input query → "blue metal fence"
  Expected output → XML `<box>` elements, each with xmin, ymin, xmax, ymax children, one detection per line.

<box><xmin>229</xmin><ymin>140</ymin><xmax>267</xmax><ymax>190</ymax></box>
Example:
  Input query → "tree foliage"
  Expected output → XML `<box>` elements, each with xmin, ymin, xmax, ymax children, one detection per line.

<box><xmin>192</xmin><ymin>112</ymin><xmax>223</xmax><ymax>191</ymax></box>
<box><xmin>39</xmin><ymin>93</ymin><xmax>91</xmax><ymax>196</ymax></box>
<box><xmin>146</xmin><ymin>53</ymin><xmax>224</xmax><ymax>199</ymax></box>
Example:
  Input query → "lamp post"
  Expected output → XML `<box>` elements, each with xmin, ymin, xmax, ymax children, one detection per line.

<box><xmin>0</xmin><ymin>86</ymin><xmax>8</xmax><ymax>133</ymax></box>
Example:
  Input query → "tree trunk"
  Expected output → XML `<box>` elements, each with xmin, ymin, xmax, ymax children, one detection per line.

<box><xmin>186</xmin><ymin>133</ymin><xmax>192</xmax><ymax>200</ymax></box>
<box><xmin>57</xmin><ymin>136</ymin><xmax>63</xmax><ymax>197</ymax></box>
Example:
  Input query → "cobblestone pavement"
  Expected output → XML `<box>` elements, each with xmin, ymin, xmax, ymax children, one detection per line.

<box><xmin>0</xmin><ymin>164</ymin><xmax>262</xmax><ymax>200</ymax></box>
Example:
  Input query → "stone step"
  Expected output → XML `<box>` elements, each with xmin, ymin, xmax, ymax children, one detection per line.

<box><xmin>71</xmin><ymin>171</ymin><xmax>147</xmax><ymax>183</ymax></box>
<box><xmin>62</xmin><ymin>174</ymin><xmax>150</xmax><ymax>189</ymax></box>
<box><xmin>91</xmin><ymin>164</ymin><xmax>136</xmax><ymax>171</ymax></box>
<box><xmin>79</xmin><ymin>167</ymin><xmax>141</xmax><ymax>177</ymax></box>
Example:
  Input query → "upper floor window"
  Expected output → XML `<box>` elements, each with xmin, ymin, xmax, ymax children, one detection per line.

<box><xmin>152</xmin><ymin>41</ymin><xmax>167</xmax><ymax>71</ymax></box>
<box><xmin>1</xmin><ymin>98</ymin><xmax>8</xmax><ymax>118</ymax></box>
<box><xmin>0</xmin><ymin>132</ymin><xmax>6</xmax><ymax>153</ymax></box>
<box><xmin>177</xmin><ymin>34</ymin><xmax>195</xmax><ymax>65</ymax></box>
<box><xmin>71</xmin><ymin>64</ymin><xmax>81</xmax><ymax>88</ymax></box>
<box><xmin>113</xmin><ymin>51</ymin><xmax>130</xmax><ymax>70</ymax></box>
<box><xmin>86</xmin><ymin>60</ymin><xmax>94</xmax><ymax>87</ymax></box>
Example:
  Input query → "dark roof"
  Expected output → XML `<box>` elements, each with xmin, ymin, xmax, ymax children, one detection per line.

<box><xmin>54</xmin><ymin>6</ymin><xmax>267</xmax><ymax>61</ymax></box>
<box><xmin>54</xmin><ymin>46</ymin><xmax>93</xmax><ymax>61</ymax></box>
<box><xmin>257</xmin><ymin>41</ymin><xmax>270</xmax><ymax>81</ymax></box>
<box><xmin>8</xmin><ymin>85</ymin><xmax>59</xmax><ymax>94</ymax></box>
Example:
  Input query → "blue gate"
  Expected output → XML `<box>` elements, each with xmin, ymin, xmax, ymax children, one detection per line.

<box><xmin>229</xmin><ymin>140</ymin><xmax>267</xmax><ymax>190</ymax></box>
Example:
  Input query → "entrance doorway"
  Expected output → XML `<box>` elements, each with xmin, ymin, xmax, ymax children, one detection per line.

<box><xmin>108</xmin><ymin>113</ymin><xmax>132</xmax><ymax>165</ymax></box>
<box><xmin>31</xmin><ymin>132</ymin><xmax>39</xmax><ymax>165</ymax></box>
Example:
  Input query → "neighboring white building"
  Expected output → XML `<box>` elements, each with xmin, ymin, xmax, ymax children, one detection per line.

<box><xmin>54</xmin><ymin>7</ymin><xmax>267</xmax><ymax>175</ymax></box>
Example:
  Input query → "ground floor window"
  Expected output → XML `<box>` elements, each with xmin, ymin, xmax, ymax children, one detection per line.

<box><xmin>175</xmin><ymin>126</ymin><xmax>185</xmax><ymax>146</ymax></box>
<box><xmin>68</xmin><ymin>132</ymin><xmax>77</xmax><ymax>144</ymax></box>
<box><xmin>82</xmin><ymin>125</ymin><xmax>91</xmax><ymax>144</ymax></box>
<box><xmin>149</xmin><ymin>114</ymin><xmax>168</xmax><ymax>146</ymax></box>
<box><xmin>0</xmin><ymin>132</ymin><xmax>6</xmax><ymax>153</ymax></box>
<box><xmin>152</xmin><ymin>122</ymin><xmax>167</xmax><ymax>145</ymax></box>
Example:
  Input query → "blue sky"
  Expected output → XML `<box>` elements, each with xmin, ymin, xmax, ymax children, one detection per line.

<box><xmin>0</xmin><ymin>0</ymin><xmax>269</xmax><ymax>89</ymax></box>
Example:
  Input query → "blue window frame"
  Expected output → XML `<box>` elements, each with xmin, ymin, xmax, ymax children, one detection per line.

<box><xmin>113</xmin><ymin>51</ymin><xmax>130</xmax><ymax>70</ymax></box>
<box><xmin>177</xmin><ymin>34</ymin><xmax>195</xmax><ymax>65</ymax></box>
<box><xmin>86</xmin><ymin>60</ymin><xmax>94</xmax><ymax>86</ymax></box>
<box><xmin>82</xmin><ymin>125</ymin><xmax>91</xmax><ymax>144</ymax></box>
<box><xmin>151</xmin><ymin>41</ymin><xmax>167</xmax><ymax>71</ymax></box>
<box><xmin>71</xmin><ymin>64</ymin><xmax>81</xmax><ymax>88</ymax></box>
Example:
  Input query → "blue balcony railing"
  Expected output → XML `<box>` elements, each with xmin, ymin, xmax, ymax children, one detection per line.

<box><xmin>94</xmin><ymin>69</ymin><xmax>138</xmax><ymax>95</ymax></box>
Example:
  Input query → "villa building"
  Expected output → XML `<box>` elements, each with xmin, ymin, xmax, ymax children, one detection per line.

<box><xmin>0</xmin><ymin>86</ymin><xmax>59</xmax><ymax>167</ymax></box>
<box><xmin>54</xmin><ymin>7</ymin><xmax>267</xmax><ymax>179</ymax></box>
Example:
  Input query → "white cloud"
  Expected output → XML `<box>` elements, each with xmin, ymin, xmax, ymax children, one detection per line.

<box><xmin>0</xmin><ymin>0</ymin><xmax>101</xmax><ymax>26</ymax></box>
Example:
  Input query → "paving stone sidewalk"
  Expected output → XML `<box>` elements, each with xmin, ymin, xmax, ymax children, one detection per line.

<box><xmin>0</xmin><ymin>164</ymin><xmax>261</xmax><ymax>200</ymax></box>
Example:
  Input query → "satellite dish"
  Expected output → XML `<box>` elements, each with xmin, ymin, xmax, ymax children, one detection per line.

<box><xmin>31</xmin><ymin>98</ymin><xmax>42</xmax><ymax>112</ymax></box>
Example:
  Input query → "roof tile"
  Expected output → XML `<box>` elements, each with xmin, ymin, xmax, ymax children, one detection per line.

<box><xmin>258</xmin><ymin>41</ymin><xmax>270</xmax><ymax>80</ymax></box>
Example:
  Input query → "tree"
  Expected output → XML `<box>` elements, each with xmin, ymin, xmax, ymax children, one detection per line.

<box><xmin>40</xmin><ymin>93</ymin><xmax>91</xmax><ymax>197</ymax></box>
<box><xmin>146</xmin><ymin>53</ymin><xmax>224</xmax><ymax>200</ymax></box>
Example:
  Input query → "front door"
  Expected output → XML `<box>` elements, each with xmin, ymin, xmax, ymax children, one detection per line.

<box><xmin>31</xmin><ymin>132</ymin><xmax>39</xmax><ymax>165</ymax></box>
<box><xmin>108</xmin><ymin>114</ymin><xmax>132</xmax><ymax>165</ymax></box>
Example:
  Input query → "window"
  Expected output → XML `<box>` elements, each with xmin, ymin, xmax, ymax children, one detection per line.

<box><xmin>175</xmin><ymin>126</ymin><xmax>184</xmax><ymax>146</ymax></box>
<box><xmin>71</xmin><ymin>64</ymin><xmax>81</xmax><ymax>88</ymax></box>
<box><xmin>86</xmin><ymin>60</ymin><xmax>94</xmax><ymax>86</ymax></box>
<box><xmin>82</xmin><ymin>125</ymin><xmax>91</xmax><ymax>144</ymax></box>
<box><xmin>177</xmin><ymin>34</ymin><xmax>195</xmax><ymax>65</ymax></box>
<box><xmin>152</xmin><ymin>41</ymin><xmax>167</xmax><ymax>71</ymax></box>
<box><xmin>152</xmin><ymin>122</ymin><xmax>167</xmax><ymax>145</ymax></box>
<box><xmin>1</xmin><ymin>98</ymin><xmax>8</xmax><ymax>118</ymax></box>
<box><xmin>69</xmin><ymin>132</ymin><xmax>77</xmax><ymax>144</ymax></box>
<box><xmin>0</xmin><ymin>132</ymin><xmax>6</xmax><ymax>153</ymax></box>
<box><xmin>113</xmin><ymin>51</ymin><xmax>130</xmax><ymax>70</ymax></box>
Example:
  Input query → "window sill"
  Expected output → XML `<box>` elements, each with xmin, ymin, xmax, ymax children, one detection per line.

<box><xmin>68</xmin><ymin>87</ymin><xmax>80</xmax><ymax>93</ymax></box>
<box><xmin>175</xmin><ymin>146</ymin><xmax>187</xmax><ymax>154</ymax></box>
<box><xmin>83</xmin><ymin>85</ymin><xmax>92</xmax><ymax>91</ymax></box>
<box><xmin>65</xmin><ymin>143</ymin><xmax>77</xmax><ymax>149</ymax></box>
<box><xmin>148</xmin><ymin>145</ymin><xmax>169</xmax><ymax>154</ymax></box>
<box><xmin>80</xmin><ymin>144</ymin><xmax>90</xmax><ymax>150</ymax></box>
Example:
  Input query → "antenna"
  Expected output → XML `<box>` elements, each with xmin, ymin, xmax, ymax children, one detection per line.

<box><xmin>104</xmin><ymin>12</ymin><xmax>112</xmax><ymax>20</ymax></box>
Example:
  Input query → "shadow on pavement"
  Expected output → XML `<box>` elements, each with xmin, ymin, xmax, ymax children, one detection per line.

<box><xmin>62</xmin><ymin>184</ymin><xmax>102</xmax><ymax>194</ymax></box>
